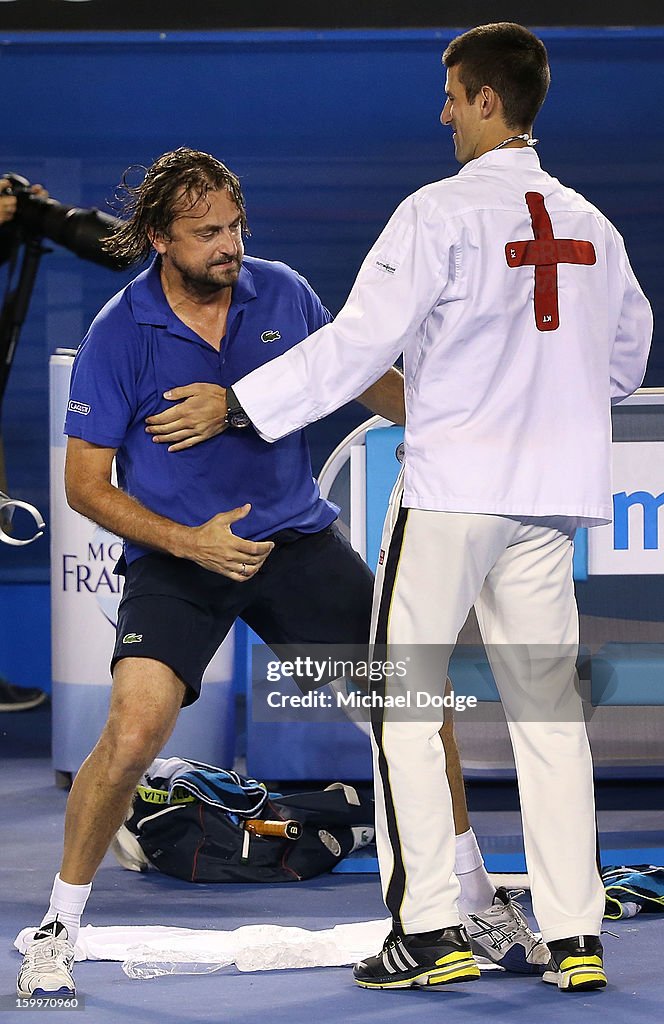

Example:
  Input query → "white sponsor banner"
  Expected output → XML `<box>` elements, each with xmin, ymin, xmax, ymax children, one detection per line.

<box><xmin>588</xmin><ymin>441</ymin><xmax>664</xmax><ymax>575</ymax></box>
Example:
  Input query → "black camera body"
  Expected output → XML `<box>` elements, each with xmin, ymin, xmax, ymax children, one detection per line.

<box><xmin>1</xmin><ymin>173</ymin><xmax>33</xmax><ymax>198</ymax></box>
<box><xmin>2</xmin><ymin>172</ymin><xmax>128</xmax><ymax>270</ymax></box>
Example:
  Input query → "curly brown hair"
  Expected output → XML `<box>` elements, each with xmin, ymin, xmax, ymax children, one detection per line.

<box><xmin>104</xmin><ymin>147</ymin><xmax>249</xmax><ymax>265</ymax></box>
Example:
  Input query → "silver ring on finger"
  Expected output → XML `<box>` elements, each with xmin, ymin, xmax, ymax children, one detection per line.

<box><xmin>240</xmin><ymin>562</ymin><xmax>248</xmax><ymax>576</ymax></box>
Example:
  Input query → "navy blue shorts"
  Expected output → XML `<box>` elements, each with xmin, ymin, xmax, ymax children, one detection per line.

<box><xmin>112</xmin><ymin>523</ymin><xmax>374</xmax><ymax>705</ymax></box>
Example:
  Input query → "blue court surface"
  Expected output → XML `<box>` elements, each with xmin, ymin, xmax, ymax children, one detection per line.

<box><xmin>2</xmin><ymin>706</ymin><xmax>663</xmax><ymax>1024</ymax></box>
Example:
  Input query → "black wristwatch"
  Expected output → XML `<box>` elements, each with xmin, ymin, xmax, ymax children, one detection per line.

<box><xmin>225</xmin><ymin>386</ymin><xmax>251</xmax><ymax>429</ymax></box>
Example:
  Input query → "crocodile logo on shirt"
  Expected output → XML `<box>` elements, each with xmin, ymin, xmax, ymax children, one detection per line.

<box><xmin>261</xmin><ymin>330</ymin><xmax>281</xmax><ymax>343</ymax></box>
<box><xmin>122</xmin><ymin>633</ymin><xmax>143</xmax><ymax>644</ymax></box>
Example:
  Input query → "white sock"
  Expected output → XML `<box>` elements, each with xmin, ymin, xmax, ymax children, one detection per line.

<box><xmin>40</xmin><ymin>873</ymin><xmax>92</xmax><ymax>946</ymax></box>
<box><xmin>455</xmin><ymin>828</ymin><xmax>496</xmax><ymax>916</ymax></box>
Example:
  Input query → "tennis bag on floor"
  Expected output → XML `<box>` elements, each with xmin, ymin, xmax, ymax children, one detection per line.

<box><xmin>111</xmin><ymin>757</ymin><xmax>375</xmax><ymax>883</ymax></box>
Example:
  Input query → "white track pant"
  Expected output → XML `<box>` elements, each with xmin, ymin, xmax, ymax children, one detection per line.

<box><xmin>370</xmin><ymin>472</ymin><xmax>605</xmax><ymax>942</ymax></box>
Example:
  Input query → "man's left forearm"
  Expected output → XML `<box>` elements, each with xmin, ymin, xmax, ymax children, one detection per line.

<box><xmin>357</xmin><ymin>366</ymin><xmax>405</xmax><ymax>425</ymax></box>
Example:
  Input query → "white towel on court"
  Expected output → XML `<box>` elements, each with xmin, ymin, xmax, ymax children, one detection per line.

<box><xmin>15</xmin><ymin>919</ymin><xmax>501</xmax><ymax>974</ymax></box>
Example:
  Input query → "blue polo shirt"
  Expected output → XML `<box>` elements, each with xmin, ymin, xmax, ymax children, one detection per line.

<box><xmin>64</xmin><ymin>256</ymin><xmax>338</xmax><ymax>565</ymax></box>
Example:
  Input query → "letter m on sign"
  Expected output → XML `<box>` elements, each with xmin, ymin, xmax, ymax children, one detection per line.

<box><xmin>505</xmin><ymin>192</ymin><xmax>596</xmax><ymax>331</ymax></box>
<box><xmin>613</xmin><ymin>491</ymin><xmax>664</xmax><ymax>551</ymax></box>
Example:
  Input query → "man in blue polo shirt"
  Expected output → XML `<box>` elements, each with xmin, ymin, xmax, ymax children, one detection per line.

<box><xmin>18</xmin><ymin>148</ymin><xmax>546</xmax><ymax>999</ymax></box>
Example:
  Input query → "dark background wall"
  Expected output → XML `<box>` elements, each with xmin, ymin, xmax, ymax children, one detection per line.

<box><xmin>0</xmin><ymin>26</ymin><xmax>662</xmax><ymax>586</ymax></box>
<box><xmin>0</xmin><ymin>1</ymin><xmax>661</xmax><ymax>29</ymax></box>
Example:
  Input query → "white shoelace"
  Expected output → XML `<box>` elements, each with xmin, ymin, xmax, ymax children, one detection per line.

<box><xmin>23</xmin><ymin>933</ymin><xmax>74</xmax><ymax>974</ymax></box>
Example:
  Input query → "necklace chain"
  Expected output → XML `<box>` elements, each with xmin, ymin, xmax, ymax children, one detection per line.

<box><xmin>493</xmin><ymin>133</ymin><xmax>539</xmax><ymax>150</ymax></box>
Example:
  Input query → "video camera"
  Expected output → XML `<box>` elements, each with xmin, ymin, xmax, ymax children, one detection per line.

<box><xmin>1</xmin><ymin>172</ymin><xmax>128</xmax><ymax>271</ymax></box>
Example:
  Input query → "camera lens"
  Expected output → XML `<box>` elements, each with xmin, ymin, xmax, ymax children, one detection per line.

<box><xmin>3</xmin><ymin>171</ymin><xmax>129</xmax><ymax>270</ymax></box>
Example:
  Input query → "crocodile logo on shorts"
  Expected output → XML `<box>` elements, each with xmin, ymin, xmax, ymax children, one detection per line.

<box><xmin>122</xmin><ymin>632</ymin><xmax>143</xmax><ymax>644</ymax></box>
<box><xmin>260</xmin><ymin>329</ymin><xmax>281</xmax><ymax>343</ymax></box>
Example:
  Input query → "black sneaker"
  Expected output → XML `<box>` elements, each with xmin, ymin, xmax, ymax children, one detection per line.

<box><xmin>542</xmin><ymin>934</ymin><xmax>607</xmax><ymax>991</ymax></box>
<box><xmin>0</xmin><ymin>678</ymin><xmax>47</xmax><ymax>712</ymax></box>
<box><xmin>354</xmin><ymin>924</ymin><xmax>480</xmax><ymax>989</ymax></box>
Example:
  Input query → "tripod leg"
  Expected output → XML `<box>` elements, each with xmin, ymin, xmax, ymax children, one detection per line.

<box><xmin>0</xmin><ymin>432</ymin><xmax>10</xmax><ymax>535</ymax></box>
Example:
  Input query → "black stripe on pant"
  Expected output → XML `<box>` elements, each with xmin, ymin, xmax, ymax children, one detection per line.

<box><xmin>371</xmin><ymin>503</ymin><xmax>409</xmax><ymax>928</ymax></box>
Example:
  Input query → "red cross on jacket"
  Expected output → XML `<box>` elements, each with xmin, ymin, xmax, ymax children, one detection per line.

<box><xmin>505</xmin><ymin>191</ymin><xmax>596</xmax><ymax>332</ymax></box>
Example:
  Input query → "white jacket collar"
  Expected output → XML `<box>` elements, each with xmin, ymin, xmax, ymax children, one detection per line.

<box><xmin>458</xmin><ymin>147</ymin><xmax>541</xmax><ymax>176</ymax></box>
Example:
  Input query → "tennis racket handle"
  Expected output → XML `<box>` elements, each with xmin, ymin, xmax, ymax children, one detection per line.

<box><xmin>244</xmin><ymin>818</ymin><xmax>302</xmax><ymax>840</ymax></box>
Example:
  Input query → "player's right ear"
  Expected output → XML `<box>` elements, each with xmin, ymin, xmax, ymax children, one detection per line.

<box><xmin>148</xmin><ymin>229</ymin><xmax>168</xmax><ymax>255</ymax></box>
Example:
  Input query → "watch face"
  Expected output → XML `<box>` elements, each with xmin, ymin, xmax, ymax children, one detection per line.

<box><xmin>228</xmin><ymin>410</ymin><xmax>251</xmax><ymax>429</ymax></box>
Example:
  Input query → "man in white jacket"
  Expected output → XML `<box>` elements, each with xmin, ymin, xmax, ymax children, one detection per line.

<box><xmin>231</xmin><ymin>23</ymin><xmax>652</xmax><ymax>993</ymax></box>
